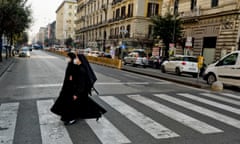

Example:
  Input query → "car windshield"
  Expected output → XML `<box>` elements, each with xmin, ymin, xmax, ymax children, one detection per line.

<box><xmin>21</xmin><ymin>47</ymin><xmax>29</xmax><ymax>51</ymax></box>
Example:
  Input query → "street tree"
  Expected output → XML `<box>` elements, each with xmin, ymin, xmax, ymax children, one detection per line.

<box><xmin>65</xmin><ymin>37</ymin><xmax>74</xmax><ymax>48</ymax></box>
<box><xmin>0</xmin><ymin>0</ymin><xmax>32</xmax><ymax>61</ymax></box>
<box><xmin>151</xmin><ymin>12</ymin><xmax>183</xmax><ymax>57</ymax></box>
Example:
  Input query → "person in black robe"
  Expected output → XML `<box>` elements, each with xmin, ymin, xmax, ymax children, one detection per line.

<box><xmin>72</xmin><ymin>54</ymin><xmax>106</xmax><ymax>120</ymax></box>
<box><xmin>50</xmin><ymin>52</ymin><xmax>78</xmax><ymax>125</ymax></box>
<box><xmin>51</xmin><ymin>52</ymin><xmax>106</xmax><ymax>125</ymax></box>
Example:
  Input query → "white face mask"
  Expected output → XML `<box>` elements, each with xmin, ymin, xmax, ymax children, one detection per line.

<box><xmin>66</xmin><ymin>57</ymin><xmax>71</xmax><ymax>63</ymax></box>
<box><xmin>73</xmin><ymin>58</ymin><xmax>78</xmax><ymax>65</ymax></box>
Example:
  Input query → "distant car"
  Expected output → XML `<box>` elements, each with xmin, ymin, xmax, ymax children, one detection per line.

<box><xmin>19</xmin><ymin>46</ymin><xmax>31</xmax><ymax>57</ymax></box>
<box><xmin>123</xmin><ymin>50</ymin><xmax>148</xmax><ymax>68</ymax></box>
<box><xmin>148</xmin><ymin>56</ymin><xmax>163</xmax><ymax>69</ymax></box>
<box><xmin>88</xmin><ymin>51</ymin><xmax>103</xmax><ymax>57</ymax></box>
<box><xmin>161</xmin><ymin>55</ymin><xmax>199</xmax><ymax>77</ymax></box>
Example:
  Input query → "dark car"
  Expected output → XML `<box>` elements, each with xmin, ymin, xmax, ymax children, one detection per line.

<box><xmin>148</xmin><ymin>56</ymin><xmax>163</xmax><ymax>69</ymax></box>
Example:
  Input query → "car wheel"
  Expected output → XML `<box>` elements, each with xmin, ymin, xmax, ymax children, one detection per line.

<box><xmin>207</xmin><ymin>73</ymin><xmax>216</xmax><ymax>85</ymax></box>
<box><xmin>161</xmin><ymin>66</ymin><xmax>166</xmax><ymax>73</ymax></box>
<box><xmin>175</xmin><ymin>68</ymin><xmax>181</xmax><ymax>75</ymax></box>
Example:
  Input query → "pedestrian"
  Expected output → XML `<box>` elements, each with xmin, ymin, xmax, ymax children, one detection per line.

<box><xmin>50</xmin><ymin>52</ymin><xmax>106</xmax><ymax>125</ymax></box>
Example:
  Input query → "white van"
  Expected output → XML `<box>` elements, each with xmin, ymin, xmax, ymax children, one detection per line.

<box><xmin>203</xmin><ymin>51</ymin><xmax>240</xmax><ymax>87</ymax></box>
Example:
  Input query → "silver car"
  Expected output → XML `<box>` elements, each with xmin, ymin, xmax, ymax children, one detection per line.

<box><xmin>123</xmin><ymin>51</ymin><xmax>148</xmax><ymax>68</ymax></box>
<box><xmin>19</xmin><ymin>46</ymin><xmax>31</xmax><ymax>57</ymax></box>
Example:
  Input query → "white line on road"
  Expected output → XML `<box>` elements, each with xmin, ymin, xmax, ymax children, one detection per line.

<box><xmin>16</xmin><ymin>81</ymin><xmax>171</xmax><ymax>89</ymax></box>
<box><xmin>37</xmin><ymin>100</ymin><xmax>73</xmax><ymax>144</ymax></box>
<box><xmin>219</xmin><ymin>93</ymin><xmax>240</xmax><ymax>100</ymax></box>
<box><xmin>0</xmin><ymin>102</ymin><xmax>19</xmax><ymax>144</ymax></box>
<box><xmin>154</xmin><ymin>94</ymin><xmax>240</xmax><ymax>129</ymax></box>
<box><xmin>86</xmin><ymin>116</ymin><xmax>131</xmax><ymax>144</ymax></box>
<box><xmin>129</xmin><ymin>94</ymin><xmax>222</xmax><ymax>134</ymax></box>
<box><xmin>201</xmin><ymin>93</ymin><xmax>240</xmax><ymax>106</ymax></box>
<box><xmin>100</xmin><ymin>96</ymin><xmax>179</xmax><ymax>139</ymax></box>
<box><xmin>178</xmin><ymin>93</ymin><xmax>240</xmax><ymax>115</ymax></box>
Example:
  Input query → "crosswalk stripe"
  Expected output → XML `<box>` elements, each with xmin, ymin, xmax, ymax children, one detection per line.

<box><xmin>178</xmin><ymin>93</ymin><xmax>240</xmax><ymax>115</ymax></box>
<box><xmin>86</xmin><ymin>116</ymin><xmax>131</xmax><ymax>144</ymax></box>
<box><xmin>37</xmin><ymin>100</ymin><xmax>73</xmax><ymax>144</ymax></box>
<box><xmin>0</xmin><ymin>103</ymin><xmax>19</xmax><ymax>144</ymax></box>
<box><xmin>201</xmin><ymin>93</ymin><xmax>240</xmax><ymax>106</ymax></box>
<box><xmin>100</xmin><ymin>96</ymin><xmax>179</xmax><ymax>139</ymax></box>
<box><xmin>154</xmin><ymin>94</ymin><xmax>240</xmax><ymax>129</ymax></box>
<box><xmin>128</xmin><ymin>95</ymin><xmax>222</xmax><ymax>134</ymax></box>
<box><xmin>220</xmin><ymin>93</ymin><xmax>240</xmax><ymax>100</ymax></box>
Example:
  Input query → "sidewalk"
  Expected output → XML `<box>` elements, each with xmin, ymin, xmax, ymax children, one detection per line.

<box><xmin>0</xmin><ymin>53</ymin><xmax>14</xmax><ymax>77</ymax></box>
<box><xmin>121</xmin><ymin>65</ymin><xmax>211</xmax><ymax>89</ymax></box>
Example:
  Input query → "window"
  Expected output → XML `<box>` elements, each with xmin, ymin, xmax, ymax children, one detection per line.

<box><xmin>116</xmin><ymin>8</ymin><xmax>120</xmax><ymax>18</ymax></box>
<box><xmin>211</xmin><ymin>0</ymin><xmax>218</xmax><ymax>7</ymax></box>
<box><xmin>147</xmin><ymin>3</ymin><xmax>159</xmax><ymax>17</ymax></box>
<box><xmin>127</xmin><ymin>3</ymin><xmax>133</xmax><ymax>17</ymax></box>
<box><xmin>190</xmin><ymin>0</ymin><xmax>197</xmax><ymax>10</ymax></box>
<box><xmin>218</xmin><ymin>53</ymin><xmax>238</xmax><ymax>66</ymax></box>
<box><xmin>121</xmin><ymin>6</ymin><xmax>126</xmax><ymax>18</ymax></box>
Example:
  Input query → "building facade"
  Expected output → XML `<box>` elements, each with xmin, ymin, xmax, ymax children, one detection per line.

<box><xmin>174</xmin><ymin>0</ymin><xmax>240</xmax><ymax>64</ymax></box>
<box><xmin>75</xmin><ymin>0</ymin><xmax>163</xmax><ymax>55</ymax></box>
<box><xmin>56</xmin><ymin>0</ymin><xmax>77</xmax><ymax>46</ymax></box>
<box><xmin>74</xmin><ymin>0</ymin><xmax>240</xmax><ymax>62</ymax></box>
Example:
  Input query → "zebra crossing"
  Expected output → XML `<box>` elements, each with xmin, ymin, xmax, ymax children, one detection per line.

<box><xmin>0</xmin><ymin>92</ymin><xmax>240</xmax><ymax>144</ymax></box>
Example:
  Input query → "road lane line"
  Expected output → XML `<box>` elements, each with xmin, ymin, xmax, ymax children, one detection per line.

<box><xmin>154</xmin><ymin>94</ymin><xmax>240</xmax><ymax>129</ymax></box>
<box><xmin>220</xmin><ymin>93</ymin><xmax>240</xmax><ymax>100</ymax></box>
<box><xmin>129</xmin><ymin>95</ymin><xmax>222</xmax><ymax>134</ymax></box>
<box><xmin>37</xmin><ymin>100</ymin><xmax>73</xmax><ymax>144</ymax></box>
<box><xmin>0</xmin><ymin>103</ymin><xmax>19</xmax><ymax>144</ymax></box>
<box><xmin>100</xmin><ymin>96</ymin><xmax>179</xmax><ymax>139</ymax></box>
<box><xmin>201</xmin><ymin>93</ymin><xmax>240</xmax><ymax>106</ymax></box>
<box><xmin>86</xmin><ymin>116</ymin><xmax>131</xmax><ymax>144</ymax></box>
<box><xmin>16</xmin><ymin>82</ymin><xmax>171</xmax><ymax>89</ymax></box>
<box><xmin>178</xmin><ymin>93</ymin><xmax>240</xmax><ymax>115</ymax></box>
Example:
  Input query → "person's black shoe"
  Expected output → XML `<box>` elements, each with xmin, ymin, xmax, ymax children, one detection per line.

<box><xmin>64</xmin><ymin>120</ymin><xmax>76</xmax><ymax>125</ymax></box>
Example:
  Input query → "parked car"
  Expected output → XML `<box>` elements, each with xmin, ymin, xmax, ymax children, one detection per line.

<box><xmin>161</xmin><ymin>55</ymin><xmax>199</xmax><ymax>77</ymax></box>
<box><xmin>203</xmin><ymin>51</ymin><xmax>240</xmax><ymax>87</ymax></box>
<box><xmin>88</xmin><ymin>51</ymin><xmax>104</xmax><ymax>57</ymax></box>
<box><xmin>18</xmin><ymin>46</ymin><xmax>31</xmax><ymax>57</ymax></box>
<box><xmin>148</xmin><ymin>56</ymin><xmax>163</xmax><ymax>69</ymax></box>
<box><xmin>123</xmin><ymin>50</ymin><xmax>148</xmax><ymax>68</ymax></box>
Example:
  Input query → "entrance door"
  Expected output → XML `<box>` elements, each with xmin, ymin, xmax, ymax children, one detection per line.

<box><xmin>203</xmin><ymin>37</ymin><xmax>217</xmax><ymax>65</ymax></box>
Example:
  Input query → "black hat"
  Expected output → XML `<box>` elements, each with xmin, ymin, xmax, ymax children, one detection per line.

<box><xmin>67</xmin><ymin>52</ymin><xmax>76</xmax><ymax>60</ymax></box>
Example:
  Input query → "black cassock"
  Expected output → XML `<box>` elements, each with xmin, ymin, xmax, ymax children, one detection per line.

<box><xmin>51</xmin><ymin>61</ymin><xmax>106</xmax><ymax>121</ymax></box>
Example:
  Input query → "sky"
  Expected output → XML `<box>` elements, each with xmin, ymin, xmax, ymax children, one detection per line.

<box><xmin>27</xmin><ymin>0</ymin><xmax>63</xmax><ymax>35</ymax></box>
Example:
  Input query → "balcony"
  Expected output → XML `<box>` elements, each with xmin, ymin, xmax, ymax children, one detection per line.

<box><xmin>179</xmin><ymin>7</ymin><xmax>201</xmax><ymax>18</ymax></box>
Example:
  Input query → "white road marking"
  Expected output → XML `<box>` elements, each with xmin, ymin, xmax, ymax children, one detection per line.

<box><xmin>129</xmin><ymin>95</ymin><xmax>222</xmax><ymax>134</ymax></box>
<box><xmin>221</xmin><ymin>93</ymin><xmax>240</xmax><ymax>100</ymax></box>
<box><xmin>201</xmin><ymin>93</ymin><xmax>240</xmax><ymax>106</ymax></box>
<box><xmin>178</xmin><ymin>93</ymin><xmax>240</xmax><ymax>115</ymax></box>
<box><xmin>100</xmin><ymin>96</ymin><xmax>179</xmax><ymax>139</ymax></box>
<box><xmin>86</xmin><ymin>116</ymin><xmax>131</xmax><ymax>144</ymax></box>
<box><xmin>154</xmin><ymin>94</ymin><xmax>240</xmax><ymax>129</ymax></box>
<box><xmin>16</xmin><ymin>81</ymin><xmax>171</xmax><ymax>89</ymax></box>
<box><xmin>37</xmin><ymin>100</ymin><xmax>73</xmax><ymax>144</ymax></box>
<box><xmin>0</xmin><ymin>103</ymin><xmax>19</xmax><ymax>144</ymax></box>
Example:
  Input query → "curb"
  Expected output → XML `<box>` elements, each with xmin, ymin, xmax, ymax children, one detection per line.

<box><xmin>0</xmin><ymin>58</ymin><xmax>14</xmax><ymax>77</ymax></box>
<box><xmin>121</xmin><ymin>67</ymin><xmax>210</xmax><ymax>89</ymax></box>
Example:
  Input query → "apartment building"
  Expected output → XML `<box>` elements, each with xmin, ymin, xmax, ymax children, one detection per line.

<box><xmin>56</xmin><ymin>0</ymin><xmax>77</xmax><ymax>46</ymax></box>
<box><xmin>75</xmin><ymin>0</ymin><xmax>162</xmax><ymax>53</ymax></box>
<box><xmin>173</xmin><ymin>0</ymin><xmax>240</xmax><ymax>64</ymax></box>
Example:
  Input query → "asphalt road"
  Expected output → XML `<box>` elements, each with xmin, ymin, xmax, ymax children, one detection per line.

<box><xmin>0</xmin><ymin>50</ymin><xmax>240</xmax><ymax>144</ymax></box>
